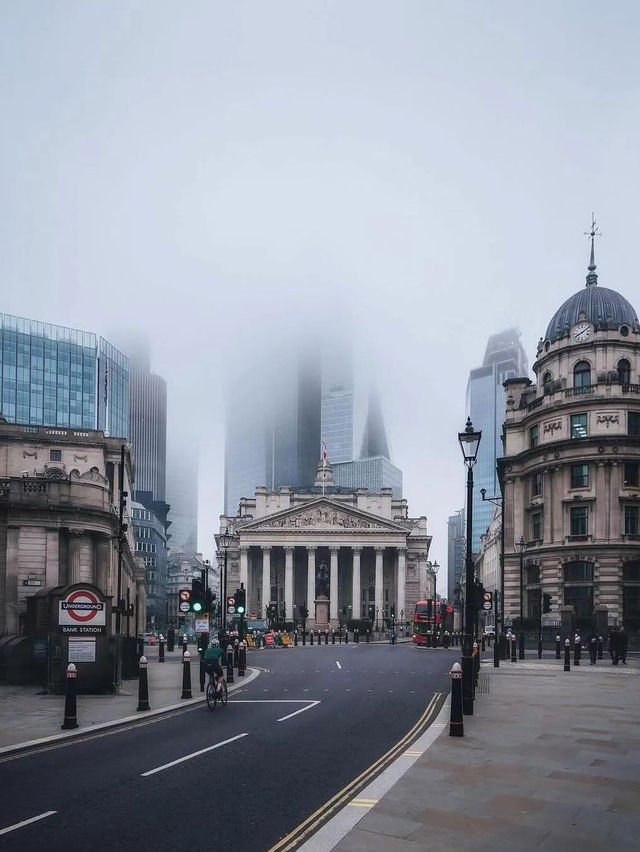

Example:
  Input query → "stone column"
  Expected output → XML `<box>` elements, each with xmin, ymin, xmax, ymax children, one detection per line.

<box><xmin>261</xmin><ymin>547</ymin><xmax>271</xmax><ymax>618</ymax></box>
<box><xmin>68</xmin><ymin>529</ymin><xmax>84</xmax><ymax>584</ymax></box>
<box><xmin>375</xmin><ymin>547</ymin><xmax>384</xmax><ymax>624</ymax></box>
<box><xmin>4</xmin><ymin>527</ymin><xmax>19</xmax><ymax>634</ymax></box>
<box><xmin>306</xmin><ymin>546</ymin><xmax>316</xmax><ymax>625</ymax></box>
<box><xmin>352</xmin><ymin>547</ymin><xmax>362</xmax><ymax>619</ymax></box>
<box><xmin>329</xmin><ymin>546</ymin><xmax>339</xmax><ymax>622</ymax></box>
<box><xmin>396</xmin><ymin>547</ymin><xmax>406</xmax><ymax>621</ymax></box>
<box><xmin>284</xmin><ymin>546</ymin><xmax>294</xmax><ymax>621</ymax></box>
<box><xmin>240</xmin><ymin>545</ymin><xmax>249</xmax><ymax>595</ymax></box>
<box><xmin>595</xmin><ymin>462</ymin><xmax>607</xmax><ymax>541</ymax></box>
<box><xmin>96</xmin><ymin>535</ymin><xmax>112</xmax><ymax>596</ymax></box>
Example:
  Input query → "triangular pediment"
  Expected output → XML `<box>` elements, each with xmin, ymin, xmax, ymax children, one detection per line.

<box><xmin>242</xmin><ymin>498</ymin><xmax>406</xmax><ymax>533</ymax></box>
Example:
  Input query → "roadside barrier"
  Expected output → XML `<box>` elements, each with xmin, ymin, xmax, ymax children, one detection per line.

<box><xmin>246</xmin><ymin>635</ymin><xmax>255</xmax><ymax>648</ymax></box>
<box><xmin>555</xmin><ymin>635</ymin><xmax>561</xmax><ymax>659</ymax></box>
<box><xmin>137</xmin><ymin>656</ymin><xmax>150</xmax><ymax>711</ymax></box>
<box><xmin>324</xmin><ymin>630</ymin><xmax>329</xmax><ymax>646</ymax></box>
<box><xmin>226</xmin><ymin>646</ymin><xmax>235</xmax><ymax>684</ymax></box>
<box><xmin>181</xmin><ymin>651</ymin><xmax>192</xmax><ymax>699</ymax></box>
<box><xmin>61</xmin><ymin>663</ymin><xmax>79</xmax><ymax>730</ymax></box>
<box><xmin>238</xmin><ymin>642</ymin><xmax>246</xmax><ymax>676</ymax></box>
<box><xmin>282</xmin><ymin>634</ymin><xmax>292</xmax><ymax>647</ymax></box>
<box><xmin>331</xmin><ymin>630</ymin><xmax>335</xmax><ymax>645</ymax></box>
<box><xmin>564</xmin><ymin>638</ymin><xmax>571</xmax><ymax>672</ymax></box>
<box><xmin>158</xmin><ymin>636</ymin><xmax>165</xmax><ymax>663</ymax></box>
<box><xmin>449</xmin><ymin>662</ymin><xmax>463</xmax><ymax>737</ymax></box>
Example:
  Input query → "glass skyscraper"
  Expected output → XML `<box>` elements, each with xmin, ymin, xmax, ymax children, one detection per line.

<box><xmin>466</xmin><ymin>328</ymin><xmax>528</xmax><ymax>552</ymax></box>
<box><xmin>0</xmin><ymin>313</ymin><xmax>129</xmax><ymax>438</ymax></box>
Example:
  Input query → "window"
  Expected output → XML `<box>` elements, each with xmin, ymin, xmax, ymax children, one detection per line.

<box><xmin>542</xmin><ymin>371</ymin><xmax>552</xmax><ymax>386</ymax></box>
<box><xmin>624</xmin><ymin>463</ymin><xmax>639</xmax><ymax>488</ymax></box>
<box><xmin>564</xmin><ymin>585</ymin><xmax>594</xmax><ymax>619</ymax></box>
<box><xmin>625</xmin><ymin>506</ymin><xmax>639</xmax><ymax>536</ymax></box>
<box><xmin>526</xmin><ymin>565</ymin><xmax>540</xmax><ymax>585</ymax></box>
<box><xmin>618</xmin><ymin>359</ymin><xmax>631</xmax><ymax>385</ymax></box>
<box><xmin>530</xmin><ymin>425</ymin><xmax>539</xmax><ymax>448</ymax></box>
<box><xmin>623</xmin><ymin>562</ymin><xmax>640</xmax><ymax>582</ymax></box>
<box><xmin>570</xmin><ymin>506</ymin><xmax>589</xmax><ymax>536</ymax></box>
<box><xmin>531</xmin><ymin>471</ymin><xmax>542</xmax><ymax>496</ymax></box>
<box><xmin>571</xmin><ymin>413</ymin><xmax>588</xmax><ymax>439</ymax></box>
<box><xmin>573</xmin><ymin>361</ymin><xmax>591</xmax><ymax>388</ymax></box>
<box><xmin>570</xmin><ymin>463</ymin><xmax>589</xmax><ymax>489</ymax></box>
<box><xmin>629</xmin><ymin>412</ymin><xmax>640</xmax><ymax>436</ymax></box>
<box><xmin>50</xmin><ymin>449</ymin><xmax>62</xmax><ymax>461</ymax></box>
<box><xmin>564</xmin><ymin>561</ymin><xmax>593</xmax><ymax>583</ymax></box>
<box><xmin>532</xmin><ymin>512</ymin><xmax>542</xmax><ymax>541</ymax></box>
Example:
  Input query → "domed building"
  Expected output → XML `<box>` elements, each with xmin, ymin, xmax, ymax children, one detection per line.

<box><xmin>499</xmin><ymin>230</ymin><xmax>640</xmax><ymax>634</ymax></box>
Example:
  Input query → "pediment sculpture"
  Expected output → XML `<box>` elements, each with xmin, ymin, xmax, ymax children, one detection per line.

<box><xmin>259</xmin><ymin>506</ymin><xmax>386</xmax><ymax>530</ymax></box>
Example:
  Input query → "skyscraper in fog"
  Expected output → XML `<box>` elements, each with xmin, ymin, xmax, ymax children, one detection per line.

<box><xmin>466</xmin><ymin>328</ymin><xmax>528</xmax><ymax>551</ymax></box>
<box><xmin>447</xmin><ymin>508</ymin><xmax>465</xmax><ymax>600</ymax></box>
<box><xmin>166</xmin><ymin>447</ymin><xmax>198</xmax><ymax>552</ymax></box>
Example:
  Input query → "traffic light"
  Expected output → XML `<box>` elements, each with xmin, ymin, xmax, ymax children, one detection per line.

<box><xmin>234</xmin><ymin>587</ymin><xmax>246</xmax><ymax>615</ymax></box>
<box><xmin>191</xmin><ymin>578</ymin><xmax>204</xmax><ymax>613</ymax></box>
<box><xmin>205</xmin><ymin>589</ymin><xmax>215</xmax><ymax>613</ymax></box>
<box><xmin>300</xmin><ymin>604</ymin><xmax>309</xmax><ymax>619</ymax></box>
<box><xmin>543</xmin><ymin>592</ymin><xmax>552</xmax><ymax>614</ymax></box>
<box><xmin>474</xmin><ymin>581</ymin><xmax>486</xmax><ymax>611</ymax></box>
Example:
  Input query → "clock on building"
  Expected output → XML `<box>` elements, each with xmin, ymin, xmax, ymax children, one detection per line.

<box><xmin>573</xmin><ymin>322</ymin><xmax>591</xmax><ymax>342</ymax></box>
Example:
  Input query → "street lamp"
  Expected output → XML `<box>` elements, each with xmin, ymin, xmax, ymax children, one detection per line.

<box><xmin>458</xmin><ymin>416</ymin><xmax>482</xmax><ymax>716</ymax></box>
<box><xmin>515</xmin><ymin>535</ymin><xmax>527</xmax><ymax>623</ymax></box>
<box><xmin>217</xmin><ymin>526</ymin><xmax>234</xmax><ymax>633</ymax></box>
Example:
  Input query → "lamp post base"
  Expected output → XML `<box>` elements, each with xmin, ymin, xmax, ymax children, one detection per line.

<box><xmin>462</xmin><ymin>651</ymin><xmax>474</xmax><ymax>715</ymax></box>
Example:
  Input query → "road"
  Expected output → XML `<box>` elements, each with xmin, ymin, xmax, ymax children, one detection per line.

<box><xmin>0</xmin><ymin>642</ymin><xmax>456</xmax><ymax>852</ymax></box>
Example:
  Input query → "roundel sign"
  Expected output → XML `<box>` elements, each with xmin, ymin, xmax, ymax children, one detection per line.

<box><xmin>59</xmin><ymin>588</ymin><xmax>106</xmax><ymax>634</ymax></box>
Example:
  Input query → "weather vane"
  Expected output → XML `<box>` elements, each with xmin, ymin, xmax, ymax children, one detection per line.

<box><xmin>584</xmin><ymin>212</ymin><xmax>601</xmax><ymax>245</ymax></box>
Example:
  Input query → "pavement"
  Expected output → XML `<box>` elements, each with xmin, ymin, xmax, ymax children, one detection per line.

<box><xmin>318</xmin><ymin>654</ymin><xmax>640</xmax><ymax>852</ymax></box>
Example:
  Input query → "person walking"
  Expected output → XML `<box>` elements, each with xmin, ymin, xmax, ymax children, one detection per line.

<box><xmin>587</xmin><ymin>631</ymin><xmax>598</xmax><ymax>665</ymax></box>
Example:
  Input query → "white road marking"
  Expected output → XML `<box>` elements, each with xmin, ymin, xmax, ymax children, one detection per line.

<box><xmin>336</xmin><ymin>661</ymin><xmax>342</xmax><ymax>669</ymax></box>
<box><xmin>277</xmin><ymin>700</ymin><xmax>321</xmax><ymax>722</ymax></box>
<box><xmin>0</xmin><ymin>811</ymin><xmax>57</xmax><ymax>836</ymax></box>
<box><xmin>141</xmin><ymin>733</ymin><xmax>248</xmax><ymax>776</ymax></box>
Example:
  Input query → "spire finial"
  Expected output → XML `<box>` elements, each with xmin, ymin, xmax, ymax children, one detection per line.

<box><xmin>584</xmin><ymin>212</ymin><xmax>601</xmax><ymax>287</ymax></box>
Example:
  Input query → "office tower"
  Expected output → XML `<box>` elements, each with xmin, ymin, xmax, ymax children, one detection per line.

<box><xmin>166</xmin><ymin>447</ymin><xmax>198</xmax><ymax>553</ymax></box>
<box><xmin>466</xmin><ymin>329</ymin><xmax>528</xmax><ymax>552</ymax></box>
<box><xmin>0</xmin><ymin>313</ymin><xmax>129</xmax><ymax>438</ymax></box>
<box><xmin>447</xmin><ymin>508</ymin><xmax>465</xmax><ymax>601</ymax></box>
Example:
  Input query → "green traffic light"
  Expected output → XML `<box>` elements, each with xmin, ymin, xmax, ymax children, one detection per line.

<box><xmin>237</xmin><ymin>606</ymin><xmax>245</xmax><ymax>614</ymax></box>
<box><xmin>193</xmin><ymin>602</ymin><xmax>203</xmax><ymax>612</ymax></box>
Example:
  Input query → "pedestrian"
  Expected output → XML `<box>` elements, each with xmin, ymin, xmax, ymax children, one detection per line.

<box><xmin>608</xmin><ymin>629</ymin><xmax>619</xmax><ymax>665</ymax></box>
<box><xmin>620</xmin><ymin>628</ymin><xmax>629</xmax><ymax>665</ymax></box>
<box><xmin>587</xmin><ymin>631</ymin><xmax>598</xmax><ymax>665</ymax></box>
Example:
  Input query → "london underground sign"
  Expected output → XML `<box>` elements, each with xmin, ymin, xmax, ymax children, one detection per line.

<box><xmin>59</xmin><ymin>589</ymin><xmax>106</xmax><ymax>635</ymax></box>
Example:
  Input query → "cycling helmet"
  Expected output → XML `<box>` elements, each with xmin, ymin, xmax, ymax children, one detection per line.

<box><xmin>209</xmin><ymin>637</ymin><xmax>220</xmax><ymax>648</ymax></box>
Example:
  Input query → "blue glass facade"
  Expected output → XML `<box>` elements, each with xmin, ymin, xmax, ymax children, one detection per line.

<box><xmin>0</xmin><ymin>314</ymin><xmax>129</xmax><ymax>438</ymax></box>
<box><xmin>333</xmin><ymin>456</ymin><xmax>403</xmax><ymax>497</ymax></box>
<box><xmin>322</xmin><ymin>382</ymin><xmax>354</xmax><ymax>463</ymax></box>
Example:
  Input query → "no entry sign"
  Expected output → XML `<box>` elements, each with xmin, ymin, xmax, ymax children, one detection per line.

<box><xmin>59</xmin><ymin>589</ymin><xmax>106</xmax><ymax>634</ymax></box>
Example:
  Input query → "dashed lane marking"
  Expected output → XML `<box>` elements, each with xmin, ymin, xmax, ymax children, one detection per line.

<box><xmin>141</xmin><ymin>733</ymin><xmax>249</xmax><ymax>777</ymax></box>
<box><xmin>336</xmin><ymin>661</ymin><xmax>342</xmax><ymax>669</ymax></box>
<box><xmin>0</xmin><ymin>811</ymin><xmax>57</xmax><ymax>836</ymax></box>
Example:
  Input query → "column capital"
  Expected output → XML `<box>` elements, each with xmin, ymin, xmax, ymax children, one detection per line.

<box><xmin>396</xmin><ymin>546</ymin><xmax>407</xmax><ymax>554</ymax></box>
<box><xmin>306</xmin><ymin>545</ymin><xmax>317</xmax><ymax>552</ymax></box>
<box><xmin>284</xmin><ymin>545</ymin><xmax>295</xmax><ymax>555</ymax></box>
<box><xmin>261</xmin><ymin>545</ymin><xmax>272</xmax><ymax>552</ymax></box>
<box><xmin>239</xmin><ymin>544</ymin><xmax>250</xmax><ymax>552</ymax></box>
<box><xmin>374</xmin><ymin>545</ymin><xmax>386</xmax><ymax>553</ymax></box>
<box><xmin>329</xmin><ymin>545</ymin><xmax>340</xmax><ymax>553</ymax></box>
<box><xmin>351</xmin><ymin>546</ymin><xmax>363</xmax><ymax>554</ymax></box>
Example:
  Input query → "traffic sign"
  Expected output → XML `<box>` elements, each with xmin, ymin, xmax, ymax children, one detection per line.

<box><xmin>179</xmin><ymin>602</ymin><xmax>191</xmax><ymax>613</ymax></box>
<box><xmin>227</xmin><ymin>596</ymin><xmax>236</xmax><ymax>615</ymax></box>
<box><xmin>195</xmin><ymin>616</ymin><xmax>210</xmax><ymax>633</ymax></box>
<box><xmin>58</xmin><ymin>588</ymin><xmax>106</xmax><ymax>634</ymax></box>
<box><xmin>482</xmin><ymin>591</ymin><xmax>493</xmax><ymax>611</ymax></box>
<box><xmin>483</xmin><ymin>601</ymin><xmax>492</xmax><ymax>610</ymax></box>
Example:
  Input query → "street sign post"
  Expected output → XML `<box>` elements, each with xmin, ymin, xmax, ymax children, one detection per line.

<box><xmin>482</xmin><ymin>591</ymin><xmax>493</xmax><ymax>612</ymax></box>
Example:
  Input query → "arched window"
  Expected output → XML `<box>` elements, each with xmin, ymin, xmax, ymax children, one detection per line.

<box><xmin>542</xmin><ymin>371</ymin><xmax>552</xmax><ymax>393</ymax></box>
<box><xmin>618</xmin><ymin>358</ymin><xmax>631</xmax><ymax>385</ymax></box>
<box><xmin>573</xmin><ymin>361</ymin><xmax>591</xmax><ymax>388</ymax></box>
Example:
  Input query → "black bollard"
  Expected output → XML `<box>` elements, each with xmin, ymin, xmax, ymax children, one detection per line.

<box><xmin>238</xmin><ymin>643</ymin><xmax>246</xmax><ymax>676</ymax></box>
<box><xmin>167</xmin><ymin>627</ymin><xmax>175</xmax><ymax>653</ymax></box>
<box><xmin>449</xmin><ymin>662</ymin><xmax>464</xmax><ymax>737</ymax></box>
<box><xmin>158</xmin><ymin>637</ymin><xmax>165</xmax><ymax>662</ymax></box>
<box><xmin>564</xmin><ymin>638</ymin><xmax>571</xmax><ymax>672</ymax></box>
<box><xmin>234</xmin><ymin>640</ymin><xmax>240</xmax><ymax>667</ymax></box>
<box><xmin>345</xmin><ymin>629</ymin><xmax>349</xmax><ymax>644</ymax></box>
<box><xmin>473</xmin><ymin>642</ymin><xmax>480</xmax><ymax>685</ymax></box>
<box><xmin>182</xmin><ymin>634</ymin><xmax>188</xmax><ymax>655</ymax></box>
<box><xmin>137</xmin><ymin>655</ymin><xmax>150</xmax><ymax>711</ymax></box>
<box><xmin>325</xmin><ymin>630</ymin><xmax>329</xmax><ymax>646</ymax></box>
<box><xmin>481</xmin><ymin>635</ymin><xmax>486</xmax><ymax>652</ymax></box>
<box><xmin>538</xmin><ymin>634</ymin><xmax>543</xmax><ymax>660</ymax></box>
<box><xmin>574</xmin><ymin>636</ymin><xmax>581</xmax><ymax>666</ymax></box>
<box><xmin>493</xmin><ymin>635</ymin><xmax>500</xmax><ymax>668</ymax></box>
<box><xmin>61</xmin><ymin>663</ymin><xmax>79</xmax><ymax>730</ymax></box>
<box><xmin>518</xmin><ymin>633</ymin><xmax>525</xmax><ymax>660</ymax></box>
<box><xmin>339</xmin><ymin>630</ymin><xmax>342</xmax><ymax>644</ymax></box>
<box><xmin>294</xmin><ymin>631</ymin><xmax>298</xmax><ymax>646</ymax></box>
<box><xmin>366</xmin><ymin>630</ymin><xmax>370</xmax><ymax>643</ymax></box>
<box><xmin>227</xmin><ymin>647</ymin><xmax>235</xmax><ymax>684</ymax></box>
<box><xmin>598</xmin><ymin>635</ymin><xmax>603</xmax><ymax>660</ymax></box>
<box><xmin>199</xmin><ymin>651</ymin><xmax>206</xmax><ymax>693</ymax></box>
<box><xmin>302</xmin><ymin>630</ymin><xmax>306</xmax><ymax>646</ymax></box>
<box><xmin>511</xmin><ymin>636</ymin><xmax>517</xmax><ymax>663</ymax></box>
<box><xmin>355</xmin><ymin>628</ymin><xmax>359</xmax><ymax>644</ymax></box>
<box><xmin>181</xmin><ymin>651</ymin><xmax>192</xmax><ymax>699</ymax></box>
<box><xmin>331</xmin><ymin>630</ymin><xmax>335</xmax><ymax>645</ymax></box>
<box><xmin>310</xmin><ymin>630</ymin><xmax>314</xmax><ymax>646</ymax></box>
<box><xmin>555</xmin><ymin>635</ymin><xmax>561</xmax><ymax>660</ymax></box>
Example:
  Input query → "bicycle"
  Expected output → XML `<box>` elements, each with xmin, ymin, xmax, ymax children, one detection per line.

<box><xmin>206</xmin><ymin>674</ymin><xmax>228</xmax><ymax>711</ymax></box>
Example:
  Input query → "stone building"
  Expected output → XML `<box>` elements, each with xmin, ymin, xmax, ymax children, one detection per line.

<box><xmin>216</xmin><ymin>461</ymin><xmax>431</xmax><ymax>628</ymax></box>
<box><xmin>0</xmin><ymin>421</ymin><xmax>144</xmax><ymax>634</ymax></box>
<box><xmin>499</xmin><ymin>233</ymin><xmax>640</xmax><ymax>629</ymax></box>
<box><xmin>474</xmin><ymin>506</ymin><xmax>501</xmax><ymax>630</ymax></box>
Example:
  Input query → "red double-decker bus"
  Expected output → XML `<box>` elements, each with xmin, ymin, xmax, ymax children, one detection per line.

<box><xmin>412</xmin><ymin>601</ymin><xmax>441</xmax><ymax>645</ymax></box>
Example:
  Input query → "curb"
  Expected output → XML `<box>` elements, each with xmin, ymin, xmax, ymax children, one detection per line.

<box><xmin>0</xmin><ymin>666</ymin><xmax>261</xmax><ymax>759</ymax></box>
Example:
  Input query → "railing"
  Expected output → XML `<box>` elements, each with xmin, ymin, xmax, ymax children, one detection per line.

<box><xmin>622</xmin><ymin>384</ymin><xmax>640</xmax><ymax>395</ymax></box>
<box><xmin>527</xmin><ymin>396</ymin><xmax>544</xmax><ymax>411</ymax></box>
<box><xmin>564</xmin><ymin>385</ymin><xmax>595</xmax><ymax>398</ymax></box>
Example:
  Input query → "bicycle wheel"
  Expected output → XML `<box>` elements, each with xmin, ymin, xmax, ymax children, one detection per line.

<box><xmin>220</xmin><ymin>682</ymin><xmax>228</xmax><ymax>706</ymax></box>
<box><xmin>206</xmin><ymin>681</ymin><xmax>217</xmax><ymax>711</ymax></box>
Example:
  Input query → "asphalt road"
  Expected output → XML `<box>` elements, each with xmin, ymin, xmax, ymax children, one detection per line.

<box><xmin>0</xmin><ymin>643</ymin><xmax>457</xmax><ymax>852</ymax></box>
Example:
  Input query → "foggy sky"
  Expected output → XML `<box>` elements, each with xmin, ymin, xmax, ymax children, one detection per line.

<box><xmin>2</xmin><ymin>2</ymin><xmax>640</xmax><ymax>593</ymax></box>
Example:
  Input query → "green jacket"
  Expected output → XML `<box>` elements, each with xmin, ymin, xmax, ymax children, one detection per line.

<box><xmin>204</xmin><ymin>646</ymin><xmax>228</xmax><ymax>666</ymax></box>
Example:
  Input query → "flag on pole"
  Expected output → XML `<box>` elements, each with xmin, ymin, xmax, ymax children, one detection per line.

<box><xmin>322</xmin><ymin>440</ymin><xmax>328</xmax><ymax>496</ymax></box>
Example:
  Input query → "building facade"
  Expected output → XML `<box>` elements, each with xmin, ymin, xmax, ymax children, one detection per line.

<box><xmin>0</xmin><ymin>421</ymin><xmax>143</xmax><ymax>634</ymax></box>
<box><xmin>166</xmin><ymin>447</ymin><xmax>198</xmax><ymax>553</ymax></box>
<box><xmin>332</xmin><ymin>456</ymin><xmax>402</xmax><ymax>498</ymax></box>
<box><xmin>500</xmin><ymin>239</ymin><xmax>640</xmax><ymax>630</ymax></box>
<box><xmin>474</xmin><ymin>506</ymin><xmax>501</xmax><ymax>628</ymax></box>
<box><xmin>467</xmin><ymin>329</ymin><xmax>528</xmax><ymax>551</ymax></box>
<box><xmin>131</xmin><ymin>501</ymin><xmax>167</xmax><ymax>631</ymax></box>
<box><xmin>166</xmin><ymin>550</ymin><xmax>219</xmax><ymax>631</ymax></box>
<box><xmin>216</xmin><ymin>463</ymin><xmax>431</xmax><ymax>628</ymax></box>
<box><xmin>0</xmin><ymin>314</ymin><xmax>129</xmax><ymax>439</ymax></box>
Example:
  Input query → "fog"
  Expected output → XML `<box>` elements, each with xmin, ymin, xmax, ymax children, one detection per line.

<box><xmin>2</xmin><ymin>2</ymin><xmax>640</xmax><ymax>592</ymax></box>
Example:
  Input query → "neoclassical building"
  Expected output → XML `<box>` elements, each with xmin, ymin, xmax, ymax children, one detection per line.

<box><xmin>500</xmin><ymin>234</ymin><xmax>640</xmax><ymax>629</ymax></box>
<box><xmin>216</xmin><ymin>462</ymin><xmax>432</xmax><ymax>628</ymax></box>
<box><xmin>0</xmin><ymin>421</ymin><xmax>144</xmax><ymax>634</ymax></box>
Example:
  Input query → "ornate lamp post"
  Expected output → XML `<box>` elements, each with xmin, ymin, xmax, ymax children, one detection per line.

<box><xmin>216</xmin><ymin>526</ymin><xmax>234</xmax><ymax>633</ymax></box>
<box><xmin>458</xmin><ymin>417</ymin><xmax>482</xmax><ymax>716</ymax></box>
<box><xmin>515</xmin><ymin>535</ymin><xmax>527</xmax><ymax>623</ymax></box>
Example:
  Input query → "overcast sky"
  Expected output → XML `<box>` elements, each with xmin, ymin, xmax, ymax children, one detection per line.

<box><xmin>2</xmin><ymin>2</ymin><xmax>639</xmax><ymax>592</ymax></box>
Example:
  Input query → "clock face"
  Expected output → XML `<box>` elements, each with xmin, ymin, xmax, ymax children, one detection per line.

<box><xmin>574</xmin><ymin>323</ymin><xmax>591</xmax><ymax>342</ymax></box>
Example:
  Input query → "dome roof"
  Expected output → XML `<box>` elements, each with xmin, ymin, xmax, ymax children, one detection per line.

<box><xmin>545</xmin><ymin>285</ymin><xmax>639</xmax><ymax>342</ymax></box>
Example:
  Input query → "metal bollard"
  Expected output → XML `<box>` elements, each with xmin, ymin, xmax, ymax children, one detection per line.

<box><xmin>598</xmin><ymin>635</ymin><xmax>603</xmax><ymax>660</ymax></box>
<box><xmin>310</xmin><ymin>630</ymin><xmax>314</xmax><ymax>646</ymax></box>
<box><xmin>302</xmin><ymin>630</ymin><xmax>306</xmax><ymax>646</ymax></box>
<box><xmin>564</xmin><ymin>638</ymin><xmax>571</xmax><ymax>672</ymax></box>
<box><xmin>294</xmin><ymin>631</ymin><xmax>298</xmax><ymax>646</ymax></box>
<box><xmin>574</xmin><ymin>635</ymin><xmax>581</xmax><ymax>666</ymax></box>
<box><xmin>137</xmin><ymin>655</ymin><xmax>150</xmax><ymax>711</ymax></box>
<box><xmin>538</xmin><ymin>633</ymin><xmax>543</xmax><ymax>660</ymax></box>
<box><xmin>555</xmin><ymin>635</ymin><xmax>561</xmax><ymax>660</ymax></box>
<box><xmin>481</xmin><ymin>635</ymin><xmax>486</xmax><ymax>652</ymax></box>
<box><xmin>226</xmin><ymin>647</ymin><xmax>235</xmax><ymax>684</ymax></box>
<box><xmin>234</xmin><ymin>640</ymin><xmax>240</xmax><ymax>667</ymax></box>
<box><xmin>339</xmin><ymin>630</ymin><xmax>342</xmax><ymax>644</ymax></box>
<box><xmin>158</xmin><ymin>636</ymin><xmax>165</xmax><ymax>663</ymax></box>
<box><xmin>238</xmin><ymin>642</ymin><xmax>246</xmax><ymax>677</ymax></box>
<box><xmin>61</xmin><ymin>663</ymin><xmax>79</xmax><ymax>729</ymax></box>
<box><xmin>511</xmin><ymin>636</ymin><xmax>517</xmax><ymax>663</ymax></box>
<box><xmin>181</xmin><ymin>651</ymin><xmax>192</xmax><ymax>699</ymax></box>
<box><xmin>473</xmin><ymin>642</ymin><xmax>479</xmax><ymax>685</ymax></box>
<box><xmin>345</xmin><ymin>629</ymin><xmax>349</xmax><ymax>644</ymax></box>
<box><xmin>325</xmin><ymin>630</ymin><xmax>329</xmax><ymax>646</ymax></box>
<box><xmin>493</xmin><ymin>634</ymin><xmax>500</xmax><ymax>668</ymax></box>
<box><xmin>182</xmin><ymin>634</ymin><xmax>188</xmax><ymax>655</ymax></box>
<box><xmin>355</xmin><ymin>628</ymin><xmax>359</xmax><ymax>644</ymax></box>
<box><xmin>449</xmin><ymin>662</ymin><xmax>464</xmax><ymax>737</ymax></box>
<box><xmin>366</xmin><ymin>630</ymin><xmax>370</xmax><ymax>643</ymax></box>
<box><xmin>331</xmin><ymin>630</ymin><xmax>335</xmax><ymax>645</ymax></box>
<box><xmin>518</xmin><ymin>633</ymin><xmax>525</xmax><ymax>660</ymax></box>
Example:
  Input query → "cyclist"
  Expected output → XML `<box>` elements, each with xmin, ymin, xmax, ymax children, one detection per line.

<box><xmin>204</xmin><ymin>637</ymin><xmax>228</xmax><ymax>694</ymax></box>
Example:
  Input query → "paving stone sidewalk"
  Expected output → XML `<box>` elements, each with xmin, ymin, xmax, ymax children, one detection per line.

<box><xmin>334</xmin><ymin>657</ymin><xmax>640</xmax><ymax>852</ymax></box>
<box><xmin>0</xmin><ymin>647</ymin><xmax>238</xmax><ymax>749</ymax></box>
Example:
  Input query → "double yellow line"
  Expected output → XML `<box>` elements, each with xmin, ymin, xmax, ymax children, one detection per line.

<box><xmin>269</xmin><ymin>692</ymin><xmax>444</xmax><ymax>852</ymax></box>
